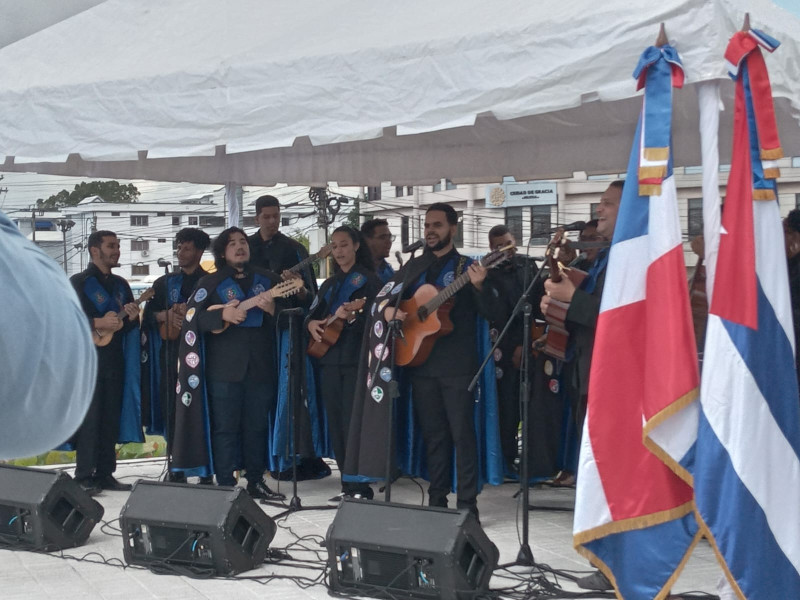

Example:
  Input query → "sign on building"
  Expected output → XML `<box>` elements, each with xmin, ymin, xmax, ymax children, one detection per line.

<box><xmin>485</xmin><ymin>181</ymin><xmax>558</xmax><ymax>208</ymax></box>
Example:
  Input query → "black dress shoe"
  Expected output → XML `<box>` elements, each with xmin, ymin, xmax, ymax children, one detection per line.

<box><xmin>246</xmin><ymin>480</ymin><xmax>285</xmax><ymax>501</ymax></box>
<box><xmin>197</xmin><ymin>475</ymin><xmax>214</xmax><ymax>485</ymax></box>
<box><xmin>76</xmin><ymin>478</ymin><xmax>102</xmax><ymax>497</ymax></box>
<box><xmin>94</xmin><ymin>475</ymin><xmax>133</xmax><ymax>491</ymax></box>
<box><xmin>165</xmin><ymin>471</ymin><xmax>187</xmax><ymax>483</ymax></box>
<box><xmin>576</xmin><ymin>569</ymin><xmax>613</xmax><ymax>591</ymax></box>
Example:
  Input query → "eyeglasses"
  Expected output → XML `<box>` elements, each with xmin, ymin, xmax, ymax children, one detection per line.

<box><xmin>376</xmin><ymin>234</ymin><xmax>396</xmax><ymax>242</ymax></box>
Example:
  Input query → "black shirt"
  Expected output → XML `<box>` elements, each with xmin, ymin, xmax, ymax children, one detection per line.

<box><xmin>248</xmin><ymin>230</ymin><xmax>318</xmax><ymax>294</ymax></box>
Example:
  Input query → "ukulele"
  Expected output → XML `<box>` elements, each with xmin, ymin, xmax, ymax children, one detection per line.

<box><xmin>207</xmin><ymin>278</ymin><xmax>303</xmax><ymax>334</ymax></box>
<box><xmin>93</xmin><ymin>287</ymin><xmax>155</xmax><ymax>347</ymax></box>
<box><xmin>158</xmin><ymin>303</ymin><xmax>187</xmax><ymax>341</ymax></box>
<box><xmin>394</xmin><ymin>245</ymin><xmax>513</xmax><ymax>367</ymax></box>
<box><xmin>540</xmin><ymin>231</ymin><xmax>588</xmax><ymax>360</ymax></box>
<box><xmin>306</xmin><ymin>297</ymin><xmax>367</xmax><ymax>358</ymax></box>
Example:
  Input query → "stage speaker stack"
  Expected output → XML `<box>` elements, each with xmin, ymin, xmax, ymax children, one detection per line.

<box><xmin>326</xmin><ymin>498</ymin><xmax>499</xmax><ymax>600</ymax></box>
<box><xmin>0</xmin><ymin>464</ymin><xmax>104</xmax><ymax>551</ymax></box>
<box><xmin>120</xmin><ymin>480</ymin><xmax>276</xmax><ymax>575</ymax></box>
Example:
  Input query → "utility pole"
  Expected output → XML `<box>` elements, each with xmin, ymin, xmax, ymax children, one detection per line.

<box><xmin>56</xmin><ymin>219</ymin><xmax>76</xmax><ymax>274</ymax></box>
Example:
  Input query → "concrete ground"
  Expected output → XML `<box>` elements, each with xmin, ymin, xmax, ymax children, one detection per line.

<box><xmin>0</xmin><ymin>459</ymin><xmax>723</xmax><ymax>599</ymax></box>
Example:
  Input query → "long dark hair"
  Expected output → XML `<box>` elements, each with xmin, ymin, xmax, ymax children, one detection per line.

<box><xmin>212</xmin><ymin>227</ymin><xmax>247</xmax><ymax>270</ymax></box>
<box><xmin>331</xmin><ymin>225</ymin><xmax>374</xmax><ymax>272</ymax></box>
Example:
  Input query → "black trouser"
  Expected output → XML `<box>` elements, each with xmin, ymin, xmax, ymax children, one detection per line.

<box><xmin>411</xmin><ymin>374</ymin><xmax>478</xmax><ymax>512</ymax></box>
<box><xmin>74</xmin><ymin>372</ymin><xmax>123</xmax><ymax>481</ymax></box>
<box><xmin>496</xmin><ymin>363</ymin><xmax>521</xmax><ymax>469</ymax></box>
<box><xmin>207</xmin><ymin>379</ymin><xmax>274</xmax><ymax>487</ymax></box>
<box><xmin>319</xmin><ymin>364</ymin><xmax>369</xmax><ymax>494</ymax></box>
<box><xmin>159</xmin><ymin>343</ymin><xmax>180</xmax><ymax>452</ymax></box>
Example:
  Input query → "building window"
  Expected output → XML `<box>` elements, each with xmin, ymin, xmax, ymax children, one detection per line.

<box><xmin>111</xmin><ymin>211</ymin><xmax>121</xmax><ymax>216</ymax></box>
<box><xmin>130</xmin><ymin>215</ymin><xmax>149</xmax><ymax>227</ymax></box>
<box><xmin>131</xmin><ymin>239</ymin><xmax>149</xmax><ymax>251</ymax></box>
<box><xmin>407</xmin><ymin>186</ymin><xmax>413</xmax><ymax>196</ymax></box>
<box><xmin>590</xmin><ymin>203</ymin><xmax>600</xmax><ymax>220</ymax></box>
<box><xmin>367</xmin><ymin>186</ymin><xmax>382</xmax><ymax>201</ymax></box>
<box><xmin>281</xmin><ymin>217</ymin><xmax>290</xmax><ymax>227</ymax></box>
<box><xmin>687</xmin><ymin>198</ymin><xmax>703</xmax><ymax>238</ymax></box>
<box><xmin>505</xmin><ymin>207</ymin><xmax>523</xmax><ymax>244</ymax></box>
<box><xmin>530</xmin><ymin>205</ymin><xmax>551</xmax><ymax>245</ymax></box>
<box><xmin>395</xmin><ymin>186</ymin><xmax>404</xmax><ymax>197</ymax></box>
<box><xmin>401</xmin><ymin>216</ymin><xmax>410</xmax><ymax>247</ymax></box>
<box><xmin>432</xmin><ymin>181</ymin><xmax>442</xmax><ymax>193</ymax></box>
<box><xmin>156</xmin><ymin>212</ymin><xmax>166</xmax><ymax>217</ymax></box>
<box><xmin>157</xmin><ymin>238</ymin><xmax>166</xmax><ymax>243</ymax></box>
<box><xmin>445</xmin><ymin>179</ymin><xmax>457</xmax><ymax>191</ymax></box>
<box><xmin>132</xmin><ymin>264</ymin><xmax>150</xmax><ymax>276</ymax></box>
<box><xmin>188</xmin><ymin>216</ymin><xmax>198</xmax><ymax>226</ymax></box>
<box><xmin>454</xmin><ymin>212</ymin><xmax>464</xmax><ymax>248</ymax></box>
<box><xmin>199</xmin><ymin>215</ymin><xmax>225</xmax><ymax>227</ymax></box>
<box><xmin>242</xmin><ymin>216</ymin><xmax>257</xmax><ymax>228</ymax></box>
<box><xmin>172</xmin><ymin>216</ymin><xmax>181</xmax><ymax>226</ymax></box>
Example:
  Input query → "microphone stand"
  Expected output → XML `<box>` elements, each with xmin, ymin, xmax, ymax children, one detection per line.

<box><xmin>268</xmin><ymin>307</ymin><xmax>334</xmax><ymax>517</ymax></box>
<box><xmin>468</xmin><ymin>248</ymin><xmax>548</xmax><ymax>567</ymax></box>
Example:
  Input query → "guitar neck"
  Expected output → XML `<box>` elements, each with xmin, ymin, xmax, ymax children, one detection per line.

<box><xmin>289</xmin><ymin>251</ymin><xmax>322</xmax><ymax>274</ymax></box>
<box><xmin>236</xmin><ymin>289</ymin><xmax>277</xmax><ymax>312</ymax></box>
<box><xmin>422</xmin><ymin>271</ymin><xmax>472</xmax><ymax>314</ymax></box>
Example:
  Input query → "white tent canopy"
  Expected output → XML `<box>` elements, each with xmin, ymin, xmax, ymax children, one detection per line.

<box><xmin>1</xmin><ymin>0</ymin><xmax>798</xmax><ymax>186</ymax></box>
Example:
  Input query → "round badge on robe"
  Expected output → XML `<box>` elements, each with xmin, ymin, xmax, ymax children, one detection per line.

<box><xmin>548</xmin><ymin>378</ymin><xmax>560</xmax><ymax>394</ymax></box>
<box><xmin>489</xmin><ymin>328</ymin><xmax>499</xmax><ymax>343</ymax></box>
<box><xmin>176</xmin><ymin>382</ymin><xmax>181</xmax><ymax>395</ymax></box>
<box><xmin>185</xmin><ymin>352</ymin><xmax>200</xmax><ymax>369</ymax></box>
<box><xmin>493</xmin><ymin>348</ymin><xmax>503</xmax><ymax>362</ymax></box>
<box><xmin>377</xmin><ymin>282</ymin><xmax>393</xmax><ymax>298</ymax></box>
<box><xmin>367</xmin><ymin>374</ymin><xmax>373</xmax><ymax>389</ymax></box>
<box><xmin>380</xmin><ymin>367</ymin><xmax>392</xmax><ymax>382</ymax></box>
<box><xmin>141</xmin><ymin>350</ymin><xmax>149</xmax><ymax>364</ymax></box>
<box><xmin>371</xmin><ymin>386</ymin><xmax>384</xmax><ymax>403</ymax></box>
<box><xmin>378</xmin><ymin>299</ymin><xmax>389</xmax><ymax>312</ymax></box>
<box><xmin>181</xmin><ymin>392</ymin><xmax>192</xmax><ymax>407</ymax></box>
<box><xmin>194</xmin><ymin>288</ymin><xmax>208</xmax><ymax>302</ymax></box>
<box><xmin>374</xmin><ymin>321</ymin><xmax>384</xmax><ymax>338</ymax></box>
<box><xmin>141</xmin><ymin>332</ymin><xmax>147</xmax><ymax>345</ymax></box>
<box><xmin>185</xmin><ymin>330</ymin><xmax>196</xmax><ymax>347</ymax></box>
<box><xmin>185</xmin><ymin>308</ymin><xmax>196</xmax><ymax>323</ymax></box>
<box><xmin>374</xmin><ymin>343</ymin><xmax>389</xmax><ymax>361</ymax></box>
<box><xmin>188</xmin><ymin>374</ymin><xmax>200</xmax><ymax>389</ymax></box>
<box><xmin>544</xmin><ymin>360</ymin><xmax>554</xmax><ymax>376</ymax></box>
<box><xmin>495</xmin><ymin>366</ymin><xmax>504</xmax><ymax>380</ymax></box>
<box><xmin>391</xmin><ymin>282</ymin><xmax>404</xmax><ymax>295</ymax></box>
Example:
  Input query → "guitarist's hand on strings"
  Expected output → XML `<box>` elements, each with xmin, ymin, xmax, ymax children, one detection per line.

<box><xmin>95</xmin><ymin>313</ymin><xmax>121</xmax><ymax>332</ymax></box>
<box><xmin>308</xmin><ymin>319</ymin><xmax>326</xmax><ymax>343</ymax></box>
<box><xmin>253</xmin><ymin>292</ymin><xmax>275</xmax><ymax>316</ymax></box>
<box><xmin>122</xmin><ymin>302</ymin><xmax>140</xmax><ymax>323</ymax></box>
<box><xmin>281</xmin><ymin>270</ymin><xmax>308</xmax><ymax>298</ymax></box>
<box><xmin>222</xmin><ymin>300</ymin><xmax>247</xmax><ymax>325</ymax></box>
<box><xmin>544</xmin><ymin>276</ymin><xmax>576</xmax><ymax>304</ymax></box>
<box><xmin>383</xmin><ymin>307</ymin><xmax>407</xmax><ymax>322</ymax></box>
<box><xmin>467</xmin><ymin>263</ymin><xmax>488</xmax><ymax>290</ymax></box>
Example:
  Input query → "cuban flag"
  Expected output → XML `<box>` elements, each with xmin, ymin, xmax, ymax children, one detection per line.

<box><xmin>573</xmin><ymin>43</ymin><xmax>702</xmax><ymax>599</ymax></box>
<box><xmin>694</xmin><ymin>29</ymin><xmax>800</xmax><ymax>599</ymax></box>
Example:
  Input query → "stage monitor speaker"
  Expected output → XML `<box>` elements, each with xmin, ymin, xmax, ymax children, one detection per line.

<box><xmin>0</xmin><ymin>465</ymin><xmax>104</xmax><ymax>551</ymax></box>
<box><xmin>120</xmin><ymin>480</ymin><xmax>276</xmax><ymax>575</ymax></box>
<box><xmin>326</xmin><ymin>498</ymin><xmax>499</xmax><ymax>600</ymax></box>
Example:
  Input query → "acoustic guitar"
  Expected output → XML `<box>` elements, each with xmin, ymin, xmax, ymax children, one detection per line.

<box><xmin>93</xmin><ymin>287</ymin><xmax>155</xmax><ymax>347</ymax></box>
<box><xmin>394</xmin><ymin>245</ymin><xmax>513</xmax><ymax>367</ymax></box>
<box><xmin>207</xmin><ymin>278</ymin><xmax>303</xmax><ymax>334</ymax></box>
<box><xmin>541</xmin><ymin>231</ymin><xmax>587</xmax><ymax>360</ymax></box>
<box><xmin>306</xmin><ymin>297</ymin><xmax>366</xmax><ymax>358</ymax></box>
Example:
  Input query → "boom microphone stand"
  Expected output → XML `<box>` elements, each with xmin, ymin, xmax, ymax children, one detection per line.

<box><xmin>468</xmin><ymin>249</ymin><xmax>548</xmax><ymax>567</ymax></box>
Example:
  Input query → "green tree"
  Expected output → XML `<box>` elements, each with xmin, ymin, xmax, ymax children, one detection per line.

<box><xmin>37</xmin><ymin>180</ymin><xmax>140</xmax><ymax>209</ymax></box>
<box><xmin>292</xmin><ymin>232</ymin><xmax>310</xmax><ymax>251</ymax></box>
<box><xmin>343</xmin><ymin>196</ymin><xmax>360</xmax><ymax>230</ymax></box>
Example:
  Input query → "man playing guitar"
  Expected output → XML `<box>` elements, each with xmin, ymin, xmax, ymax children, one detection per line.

<box><xmin>382</xmin><ymin>203</ymin><xmax>494</xmax><ymax>519</ymax></box>
<box><xmin>142</xmin><ymin>227</ymin><xmax>210</xmax><ymax>483</ymax></box>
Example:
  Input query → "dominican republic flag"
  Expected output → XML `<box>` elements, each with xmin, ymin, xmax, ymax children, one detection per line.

<box><xmin>694</xmin><ymin>29</ymin><xmax>800</xmax><ymax>599</ymax></box>
<box><xmin>573</xmin><ymin>43</ymin><xmax>702</xmax><ymax>600</ymax></box>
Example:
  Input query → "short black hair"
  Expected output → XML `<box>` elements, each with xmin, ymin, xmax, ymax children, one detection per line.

<box><xmin>787</xmin><ymin>209</ymin><xmax>800</xmax><ymax>234</ymax></box>
<box><xmin>175</xmin><ymin>227</ymin><xmax>211</xmax><ymax>251</ymax></box>
<box><xmin>255</xmin><ymin>195</ymin><xmax>280</xmax><ymax>216</ymax></box>
<box><xmin>87</xmin><ymin>230</ymin><xmax>116</xmax><ymax>250</ymax></box>
<box><xmin>488</xmin><ymin>224</ymin><xmax>510</xmax><ymax>240</ymax></box>
<box><xmin>212</xmin><ymin>227</ymin><xmax>247</xmax><ymax>269</ymax></box>
<box><xmin>609</xmin><ymin>180</ymin><xmax>625</xmax><ymax>191</ymax></box>
<box><xmin>426</xmin><ymin>202</ymin><xmax>458</xmax><ymax>225</ymax></box>
<box><xmin>360</xmin><ymin>218</ymin><xmax>389</xmax><ymax>239</ymax></box>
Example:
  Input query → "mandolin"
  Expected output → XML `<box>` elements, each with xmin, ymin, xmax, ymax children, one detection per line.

<box><xmin>93</xmin><ymin>287</ymin><xmax>155</xmax><ymax>347</ymax></box>
<box><xmin>306</xmin><ymin>297</ymin><xmax>367</xmax><ymax>358</ymax></box>
<box><xmin>207</xmin><ymin>278</ymin><xmax>303</xmax><ymax>334</ymax></box>
<box><xmin>394</xmin><ymin>245</ymin><xmax>513</xmax><ymax>367</ymax></box>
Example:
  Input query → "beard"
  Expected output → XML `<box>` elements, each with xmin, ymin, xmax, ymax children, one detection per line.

<box><xmin>428</xmin><ymin>231</ymin><xmax>452</xmax><ymax>252</ymax></box>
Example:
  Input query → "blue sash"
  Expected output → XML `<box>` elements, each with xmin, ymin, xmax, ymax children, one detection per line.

<box><xmin>324</xmin><ymin>270</ymin><xmax>369</xmax><ymax>313</ymax></box>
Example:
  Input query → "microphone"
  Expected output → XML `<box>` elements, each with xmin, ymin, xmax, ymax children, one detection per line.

<box><xmin>402</xmin><ymin>239</ymin><xmax>424</xmax><ymax>253</ymax></box>
<box><xmin>538</xmin><ymin>220</ymin><xmax>586</xmax><ymax>234</ymax></box>
<box><xmin>394</xmin><ymin>250</ymin><xmax>404</xmax><ymax>268</ymax></box>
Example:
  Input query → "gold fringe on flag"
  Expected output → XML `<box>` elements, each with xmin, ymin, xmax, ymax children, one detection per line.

<box><xmin>763</xmin><ymin>167</ymin><xmax>780</xmax><ymax>179</ymax></box>
<box><xmin>639</xmin><ymin>184</ymin><xmax>662</xmax><ymax>196</ymax></box>
<box><xmin>760</xmin><ymin>146</ymin><xmax>783</xmax><ymax>160</ymax></box>
<box><xmin>752</xmin><ymin>188</ymin><xmax>776</xmax><ymax>201</ymax></box>
<box><xmin>638</xmin><ymin>165</ymin><xmax>668</xmax><ymax>179</ymax></box>
<box><xmin>643</xmin><ymin>147</ymin><xmax>669</xmax><ymax>161</ymax></box>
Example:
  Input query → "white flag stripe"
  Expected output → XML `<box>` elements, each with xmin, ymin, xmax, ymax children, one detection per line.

<box><xmin>573</xmin><ymin>418</ymin><xmax>613</xmax><ymax>534</ymax></box>
<box><xmin>701</xmin><ymin>317</ymin><xmax>800</xmax><ymax>572</ymax></box>
<box><xmin>599</xmin><ymin>235</ymin><xmax>648</xmax><ymax>312</ymax></box>
<box><xmin>649</xmin><ymin>400</ymin><xmax>699</xmax><ymax>465</ymax></box>
<box><xmin>754</xmin><ymin>200</ymin><xmax>795</xmax><ymax>352</ymax></box>
<box><xmin>647</xmin><ymin>176</ymin><xmax>683</xmax><ymax>261</ymax></box>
